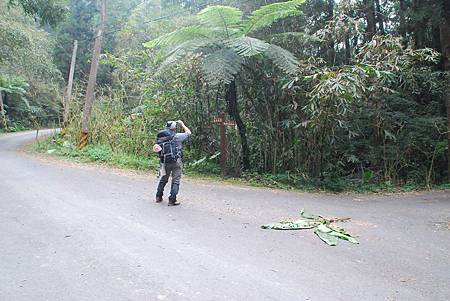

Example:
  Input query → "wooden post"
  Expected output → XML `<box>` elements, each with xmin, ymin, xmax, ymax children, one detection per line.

<box><xmin>219</xmin><ymin>112</ymin><xmax>227</xmax><ymax>172</ymax></box>
<box><xmin>213</xmin><ymin>112</ymin><xmax>236</xmax><ymax>176</ymax></box>
<box><xmin>80</xmin><ymin>0</ymin><xmax>106</xmax><ymax>149</ymax></box>
<box><xmin>64</xmin><ymin>39</ymin><xmax>78</xmax><ymax>125</ymax></box>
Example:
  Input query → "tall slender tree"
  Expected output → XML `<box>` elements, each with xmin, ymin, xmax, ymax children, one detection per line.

<box><xmin>363</xmin><ymin>0</ymin><xmax>376</xmax><ymax>40</ymax></box>
<box><xmin>80</xmin><ymin>0</ymin><xmax>106</xmax><ymax>148</ymax></box>
<box><xmin>63</xmin><ymin>40</ymin><xmax>78</xmax><ymax>125</ymax></box>
<box><xmin>374</xmin><ymin>0</ymin><xmax>384</xmax><ymax>34</ymax></box>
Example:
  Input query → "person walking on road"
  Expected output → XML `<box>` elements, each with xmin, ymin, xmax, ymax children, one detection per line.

<box><xmin>153</xmin><ymin>120</ymin><xmax>191</xmax><ymax>206</ymax></box>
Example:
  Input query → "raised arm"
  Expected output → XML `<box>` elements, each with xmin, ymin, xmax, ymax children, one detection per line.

<box><xmin>177</xmin><ymin>120</ymin><xmax>191</xmax><ymax>135</ymax></box>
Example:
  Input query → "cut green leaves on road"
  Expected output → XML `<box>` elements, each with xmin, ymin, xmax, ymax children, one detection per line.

<box><xmin>261</xmin><ymin>209</ymin><xmax>359</xmax><ymax>246</ymax></box>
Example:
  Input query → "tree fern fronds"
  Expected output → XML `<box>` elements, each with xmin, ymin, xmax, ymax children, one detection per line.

<box><xmin>143</xmin><ymin>26</ymin><xmax>213</xmax><ymax>49</ymax></box>
<box><xmin>242</xmin><ymin>0</ymin><xmax>306</xmax><ymax>34</ymax></box>
<box><xmin>229</xmin><ymin>36</ymin><xmax>270</xmax><ymax>57</ymax></box>
<box><xmin>201</xmin><ymin>48</ymin><xmax>243</xmax><ymax>86</ymax></box>
<box><xmin>197</xmin><ymin>5</ymin><xmax>243</xmax><ymax>38</ymax></box>
<box><xmin>269</xmin><ymin>32</ymin><xmax>322</xmax><ymax>42</ymax></box>
<box><xmin>265</xmin><ymin>44</ymin><xmax>299</xmax><ymax>74</ymax></box>
<box><xmin>156</xmin><ymin>39</ymin><xmax>212</xmax><ymax>73</ymax></box>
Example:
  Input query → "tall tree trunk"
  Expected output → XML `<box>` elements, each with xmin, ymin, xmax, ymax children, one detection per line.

<box><xmin>363</xmin><ymin>0</ymin><xmax>376</xmax><ymax>41</ymax></box>
<box><xmin>0</xmin><ymin>92</ymin><xmax>7</xmax><ymax>129</ymax></box>
<box><xmin>344</xmin><ymin>34</ymin><xmax>351</xmax><ymax>64</ymax></box>
<box><xmin>326</xmin><ymin>0</ymin><xmax>335</xmax><ymax>65</ymax></box>
<box><xmin>398</xmin><ymin>0</ymin><xmax>408</xmax><ymax>44</ymax></box>
<box><xmin>432</xmin><ymin>24</ymin><xmax>442</xmax><ymax>52</ymax></box>
<box><xmin>80</xmin><ymin>0</ymin><xmax>106</xmax><ymax>149</ymax></box>
<box><xmin>440</xmin><ymin>1</ymin><xmax>450</xmax><ymax>182</ymax></box>
<box><xmin>375</xmin><ymin>0</ymin><xmax>385</xmax><ymax>34</ymax></box>
<box><xmin>412</xmin><ymin>0</ymin><xmax>427</xmax><ymax>49</ymax></box>
<box><xmin>64</xmin><ymin>39</ymin><xmax>78</xmax><ymax>125</ymax></box>
<box><xmin>225</xmin><ymin>80</ymin><xmax>250</xmax><ymax>171</ymax></box>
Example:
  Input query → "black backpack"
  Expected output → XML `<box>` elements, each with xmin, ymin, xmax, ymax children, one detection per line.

<box><xmin>156</xmin><ymin>129</ymin><xmax>179</xmax><ymax>163</ymax></box>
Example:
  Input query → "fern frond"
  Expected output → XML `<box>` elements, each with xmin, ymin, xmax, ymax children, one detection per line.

<box><xmin>201</xmin><ymin>48</ymin><xmax>243</xmax><ymax>86</ymax></box>
<box><xmin>156</xmin><ymin>39</ymin><xmax>212</xmax><ymax>73</ymax></box>
<box><xmin>269</xmin><ymin>32</ymin><xmax>322</xmax><ymax>42</ymax></box>
<box><xmin>197</xmin><ymin>5</ymin><xmax>243</xmax><ymax>38</ymax></box>
<box><xmin>242</xmin><ymin>0</ymin><xmax>305</xmax><ymax>34</ymax></box>
<box><xmin>229</xmin><ymin>36</ymin><xmax>269</xmax><ymax>57</ymax></box>
<box><xmin>143</xmin><ymin>26</ymin><xmax>213</xmax><ymax>49</ymax></box>
<box><xmin>265</xmin><ymin>44</ymin><xmax>299</xmax><ymax>74</ymax></box>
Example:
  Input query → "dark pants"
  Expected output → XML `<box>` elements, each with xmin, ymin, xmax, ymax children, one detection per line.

<box><xmin>156</xmin><ymin>160</ymin><xmax>182</xmax><ymax>201</ymax></box>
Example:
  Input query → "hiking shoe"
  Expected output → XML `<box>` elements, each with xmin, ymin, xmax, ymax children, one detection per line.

<box><xmin>155</xmin><ymin>196</ymin><xmax>163</xmax><ymax>203</ymax></box>
<box><xmin>168</xmin><ymin>199</ymin><xmax>180</xmax><ymax>206</ymax></box>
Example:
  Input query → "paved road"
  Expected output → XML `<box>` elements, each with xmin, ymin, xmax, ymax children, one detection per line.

<box><xmin>1</xmin><ymin>130</ymin><xmax>449</xmax><ymax>301</ymax></box>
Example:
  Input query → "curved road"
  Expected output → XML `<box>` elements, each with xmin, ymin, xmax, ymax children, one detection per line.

<box><xmin>1</xmin><ymin>130</ymin><xmax>450</xmax><ymax>301</ymax></box>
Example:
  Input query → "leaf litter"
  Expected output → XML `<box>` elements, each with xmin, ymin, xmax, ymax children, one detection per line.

<box><xmin>261</xmin><ymin>209</ymin><xmax>359</xmax><ymax>246</ymax></box>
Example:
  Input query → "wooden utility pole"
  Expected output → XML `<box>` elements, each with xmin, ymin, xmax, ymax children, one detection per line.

<box><xmin>79</xmin><ymin>0</ymin><xmax>106</xmax><ymax>149</ymax></box>
<box><xmin>63</xmin><ymin>39</ymin><xmax>78</xmax><ymax>125</ymax></box>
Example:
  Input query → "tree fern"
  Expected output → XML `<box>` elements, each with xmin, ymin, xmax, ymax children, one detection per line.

<box><xmin>242</xmin><ymin>0</ymin><xmax>306</xmax><ymax>34</ymax></box>
<box><xmin>197</xmin><ymin>5</ymin><xmax>242</xmax><ymax>38</ymax></box>
<box><xmin>201</xmin><ymin>49</ymin><xmax>243</xmax><ymax>86</ymax></box>
<box><xmin>269</xmin><ymin>32</ymin><xmax>322</xmax><ymax>43</ymax></box>
<box><xmin>266</xmin><ymin>44</ymin><xmax>299</xmax><ymax>74</ymax></box>
<box><xmin>156</xmin><ymin>39</ymin><xmax>212</xmax><ymax>73</ymax></box>
<box><xmin>143</xmin><ymin>26</ymin><xmax>214</xmax><ymax>49</ymax></box>
<box><xmin>143</xmin><ymin>1</ymin><xmax>305</xmax><ymax>86</ymax></box>
<box><xmin>229</xmin><ymin>36</ymin><xmax>269</xmax><ymax>57</ymax></box>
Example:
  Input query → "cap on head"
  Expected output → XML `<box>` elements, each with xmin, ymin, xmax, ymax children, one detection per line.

<box><xmin>166</xmin><ymin>121</ymin><xmax>177</xmax><ymax>130</ymax></box>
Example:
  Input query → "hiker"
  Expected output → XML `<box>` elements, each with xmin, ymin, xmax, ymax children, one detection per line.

<box><xmin>153</xmin><ymin>120</ymin><xmax>191</xmax><ymax>206</ymax></box>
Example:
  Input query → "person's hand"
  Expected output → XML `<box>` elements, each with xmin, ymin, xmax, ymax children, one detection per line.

<box><xmin>177</xmin><ymin>120</ymin><xmax>184</xmax><ymax>126</ymax></box>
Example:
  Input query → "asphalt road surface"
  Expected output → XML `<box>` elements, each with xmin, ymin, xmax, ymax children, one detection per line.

<box><xmin>1</xmin><ymin>130</ymin><xmax>449</xmax><ymax>301</ymax></box>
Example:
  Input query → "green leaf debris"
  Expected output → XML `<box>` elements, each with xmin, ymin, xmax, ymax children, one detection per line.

<box><xmin>261</xmin><ymin>209</ymin><xmax>359</xmax><ymax>246</ymax></box>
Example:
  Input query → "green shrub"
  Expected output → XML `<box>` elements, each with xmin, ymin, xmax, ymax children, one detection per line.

<box><xmin>111</xmin><ymin>153</ymin><xmax>159</xmax><ymax>171</ymax></box>
<box><xmin>82</xmin><ymin>145</ymin><xmax>112</xmax><ymax>162</ymax></box>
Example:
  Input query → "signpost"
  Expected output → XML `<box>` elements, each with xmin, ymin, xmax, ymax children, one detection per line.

<box><xmin>213</xmin><ymin>112</ymin><xmax>236</xmax><ymax>176</ymax></box>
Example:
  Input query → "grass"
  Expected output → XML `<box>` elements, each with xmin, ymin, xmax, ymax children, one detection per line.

<box><xmin>32</xmin><ymin>135</ymin><xmax>160</xmax><ymax>172</ymax></box>
<box><xmin>30</xmin><ymin>134</ymin><xmax>449</xmax><ymax>194</ymax></box>
<box><xmin>0</xmin><ymin>125</ymin><xmax>29</xmax><ymax>133</ymax></box>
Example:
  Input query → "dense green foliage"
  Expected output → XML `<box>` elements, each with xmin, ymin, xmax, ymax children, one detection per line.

<box><xmin>7</xmin><ymin>0</ymin><xmax>68</xmax><ymax>26</ymax></box>
<box><xmin>3</xmin><ymin>0</ymin><xmax>450</xmax><ymax>190</ymax></box>
<box><xmin>0</xmin><ymin>0</ymin><xmax>63</xmax><ymax>129</ymax></box>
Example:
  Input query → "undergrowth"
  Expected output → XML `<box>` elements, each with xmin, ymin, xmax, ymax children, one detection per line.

<box><xmin>32</xmin><ymin>134</ymin><xmax>160</xmax><ymax>172</ymax></box>
<box><xmin>31</xmin><ymin>134</ymin><xmax>449</xmax><ymax>193</ymax></box>
<box><xmin>0</xmin><ymin>124</ymin><xmax>28</xmax><ymax>133</ymax></box>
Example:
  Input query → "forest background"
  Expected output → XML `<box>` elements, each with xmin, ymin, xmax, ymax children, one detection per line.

<box><xmin>1</xmin><ymin>0</ymin><xmax>450</xmax><ymax>192</ymax></box>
